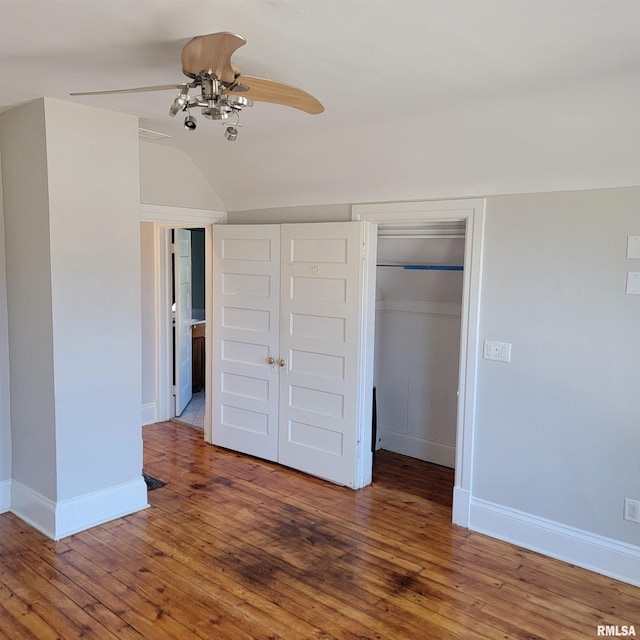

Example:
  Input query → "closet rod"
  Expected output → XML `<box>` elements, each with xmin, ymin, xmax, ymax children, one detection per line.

<box><xmin>377</xmin><ymin>264</ymin><xmax>464</xmax><ymax>271</ymax></box>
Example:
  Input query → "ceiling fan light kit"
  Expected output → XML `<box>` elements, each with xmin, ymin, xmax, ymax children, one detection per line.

<box><xmin>169</xmin><ymin>76</ymin><xmax>254</xmax><ymax>139</ymax></box>
<box><xmin>168</xmin><ymin>84</ymin><xmax>190</xmax><ymax>116</ymax></box>
<box><xmin>71</xmin><ymin>32</ymin><xmax>324</xmax><ymax>142</ymax></box>
<box><xmin>224</xmin><ymin>126</ymin><xmax>239</xmax><ymax>142</ymax></box>
<box><xmin>183</xmin><ymin>114</ymin><xmax>197</xmax><ymax>131</ymax></box>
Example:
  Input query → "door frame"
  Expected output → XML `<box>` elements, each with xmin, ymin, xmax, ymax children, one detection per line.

<box><xmin>352</xmin><ymin>198</ymin><xmax>486</xmax><ymax>527</ymax></box>
<box><xmin>140</xmin><ymin>204</ymin><xmax>226</xmax><ymax>440</ymax></box>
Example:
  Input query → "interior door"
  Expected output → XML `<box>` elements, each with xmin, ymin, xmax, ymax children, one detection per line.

<box><xmin>211</xmin><ymin>225</ymin><xmax>280</xmax><ymax>461</ymax></box>
<box><xmin>278</xmin><ymin>222</ymin><xmax>369</xmax><ymax>488</ymax></box>
<box><xmin>174</xmin><ymin>228</ymin><xmax>192</xmax><ymax>416</ymax></box>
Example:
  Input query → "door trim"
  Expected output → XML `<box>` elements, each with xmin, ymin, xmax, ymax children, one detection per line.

<box><xmin>140</xmin><ymin>203</ymin><xmax>226</xmax><ymax>226</ymax></box>
<box><xmin>352</xmin><ymin>198</ymin><xmax>486</xmax><ymax>527</ymax></box>
<box><xmin>144</xmin><ymin>205</ymin><xmax>225</xmax><ymax>442</ymax></box>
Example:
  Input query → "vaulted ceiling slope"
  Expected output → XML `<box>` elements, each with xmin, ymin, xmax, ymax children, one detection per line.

<box><xmin>1</xmin><ymin>0</ymin><xmax>639</xmax><ymax>211</ymax></box>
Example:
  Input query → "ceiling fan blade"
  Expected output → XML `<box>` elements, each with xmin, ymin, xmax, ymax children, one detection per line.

<box><xmin>71</xmin><ymin>84</ymin><xmax>181</xmax><ymax>96</ymax></box>
<box><xmin>230</xmin><ymin>76</ymin><xmax>324</xmax><ymax>115</ymax></box>
<box><xmin>181</xmin><ymin>32</ymin><xmax>246</xmax><ymax>83</ymax></box>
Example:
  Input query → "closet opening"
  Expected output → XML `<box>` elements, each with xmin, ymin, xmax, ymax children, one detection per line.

<box><xmin>373</xmin><ymin>223</ymin><xmax>465</xmax><ymax>479</ymax></box>
<box><xmin>353</xmin><ymin>199</ymin><xmax>485</xmax><ymax>527</ymax></box>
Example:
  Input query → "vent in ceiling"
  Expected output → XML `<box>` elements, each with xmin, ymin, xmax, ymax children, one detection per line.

<box><xmin>138</xmin><ymin>128</ymin><xmax>171</xmax><ymax>142</ymax></box>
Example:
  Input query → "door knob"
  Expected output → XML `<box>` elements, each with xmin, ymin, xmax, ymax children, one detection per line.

<box><xmin>266</xmin><ymin>357</ymin><xmax>275</xmax><ymax>365</ymax></box>
<box><xmin>278</xmin><ymin>359</ymin><xmax>286</xmax><ymax>367</ymax></box>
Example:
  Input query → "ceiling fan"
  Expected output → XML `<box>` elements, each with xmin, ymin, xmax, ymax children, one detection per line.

<box><xmin>71</xmin><ymin>32</ymin><xmax>324</xmax><ymax>141</ymax></box>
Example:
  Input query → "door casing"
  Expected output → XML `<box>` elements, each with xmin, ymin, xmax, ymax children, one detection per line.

<box><xmin>141</xmin><ymin>204</ymin><xmax>225</xmax><ymax>434</ymax></box>
<box><xmin>352</xmin><ymin>198</ymin><xmax>486</xmax><ymax>528</ymax></box>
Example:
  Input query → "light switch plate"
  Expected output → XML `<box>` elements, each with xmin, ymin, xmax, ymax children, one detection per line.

<box><xmin>628</xmin><ymin>236</ymin><xmax>640</xmax><ymax>259</ymax></box>
<box><xmin>626</xmin><ymin>272</ymin><xmax>640</xmax><ymax>295</ymax></box>
<box><xmin>484</xmin><ymin>340</ymin><xmax>512</xmax><ymax>362</ymax></box>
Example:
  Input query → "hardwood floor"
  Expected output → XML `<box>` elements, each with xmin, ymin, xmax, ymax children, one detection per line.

<box><xmin>1</xmin><ymin>421</ymin><xmax>638</xmax><ymax>639</ymax></box>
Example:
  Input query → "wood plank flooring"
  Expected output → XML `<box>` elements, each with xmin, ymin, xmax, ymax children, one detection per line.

<box><xmin>1</xmin><ymin>420</ymin><xmax>638</xmax><ymax>639</ymax></box>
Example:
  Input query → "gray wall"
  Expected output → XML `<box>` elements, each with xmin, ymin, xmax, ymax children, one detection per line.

<box><xmin>475</xmin><ymin>187</ymin><xmax>640</xmax><ymax>545</ymax></box>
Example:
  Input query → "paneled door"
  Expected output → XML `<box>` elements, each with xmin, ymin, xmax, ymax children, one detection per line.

<box><xmin>211</xmin><ymin>225</ymin><xmax>281</xmax><ymax>461</ymax></box>
<box><xmin>211</xmin><ymin>222</ymin><xmax>374</xmax><ymax>487</ymax></box>
<box><xmin>174</xmin><ymin>228</ymin><xmax>193</xmax><ymax>416</ymax></box>
<box><xmin>278</xmin><ymin>223</ymin><xmax>367</xmax><ymax>488</ymax></box>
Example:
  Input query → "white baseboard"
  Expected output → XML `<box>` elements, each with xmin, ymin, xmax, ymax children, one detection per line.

<box><xmin>0</xmin><ymin>479</ymin><xmax>11</xmax><ymax>513</ymax></box>
<box><xmin>379</xmin><ymin>429</ymin><xmax>455</xmax><ymax>468</ymax></box>
<box><xmin>452</xmin><ymin>486</ymin><xmax>470</xmax><ymax>527</ymax></box>
<box><xmin>11</xmin><ymin>481</ymin><xmax>56</xmax><ymax>536</ymax></box>
<box><xmin>11</xmin><ymin>478</ymin><xmax>149</xmax><ymax>541</ymax></box>
<box><xmin>470</xmin><ymin>497</ymin><xmax>640</xmax><ymax>587</ymax></box>
<box><xmin>142</xmin><ymin>402</ymin><xmax>158</xmax><ymax>426</ymax></box>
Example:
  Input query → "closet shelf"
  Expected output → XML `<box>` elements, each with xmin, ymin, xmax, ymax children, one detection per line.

<box><xmin>377</xmin><ymin>264</ymin><xmax>464</xmax><ymax>271</ymax></box>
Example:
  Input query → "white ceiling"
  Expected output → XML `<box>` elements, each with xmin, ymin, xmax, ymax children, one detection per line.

<box><xmin>1</xmin><ymin>0</ymin><xmax>639</xmax><ymax>211</ymax></box>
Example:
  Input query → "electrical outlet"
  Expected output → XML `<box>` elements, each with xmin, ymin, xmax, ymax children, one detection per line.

<box><xmin>624</xmin><ymin>498</ymin><xmax>640</xmax><ymax>523</ymax></box>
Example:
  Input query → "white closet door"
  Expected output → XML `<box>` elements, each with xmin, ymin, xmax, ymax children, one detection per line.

<box><xmin>174</xmin><ymin>228</ymin><xmax>192</xmax><ymax>416</ymax></box>
<box><xmin>278</xmin><ymin>222</ymin><xmax>367</xmax><ymax>488</ymax></box>
<box><xmin>211</xmin><ymin>225</ymin><xmax>280</xmax><ymax>461</ymax></box>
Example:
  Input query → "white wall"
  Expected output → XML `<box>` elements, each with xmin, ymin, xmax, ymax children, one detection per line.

<box><xmin>0</xmin><ymin>98</ymin><xmax>147</xmax><ymax>538</ymax></box>
<box><xmin>0</xmin><ymin>152</ymin><xmax>11</xmax><ymax>509</ymax></box>
<box><xmin>473</xmin><ymin>187</ymin><xmax>640</xmax><ymax>547</ymax></box>
<box><xmin>45</xmin><ymin>99</ymin><xmax>144</xmax><ymax>500</ymax></box>
<box><xmin>0</xmin><ymin>100</ymin><xmax>58</xmax><ymax>502</ymax></box>
<box><xmin>139</xmin><ymin>142</ymin><xmax>225</xmax><ymax>211</ymax></box>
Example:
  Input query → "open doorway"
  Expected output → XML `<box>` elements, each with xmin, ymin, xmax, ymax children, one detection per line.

<box><xmin>140</xmin><ymin>205</ymin><xmax>224</xmax><ymax>439</ymax></box>
<box><xmin>374</xmin><ymin>226</ymin><xmax>465</xmax><ymax>468</ymax></box>
<box><xmin>172</xmin><ymin>228</ymin><xmax>206</xmax><ymax>429</ymax></box>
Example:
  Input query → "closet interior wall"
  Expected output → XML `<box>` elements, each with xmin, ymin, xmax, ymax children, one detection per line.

<box><xmin>374</xmin><ymin>235</ymin><xmax>465</xmax><ymax>468</ymax></box>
